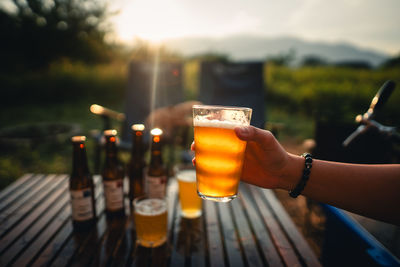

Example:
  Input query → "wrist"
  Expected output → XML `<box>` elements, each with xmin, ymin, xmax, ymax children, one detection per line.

<box><xmin>277</xmin><ymin>153</ymin><xmax>305</xmax><ymax>191</ymax></box>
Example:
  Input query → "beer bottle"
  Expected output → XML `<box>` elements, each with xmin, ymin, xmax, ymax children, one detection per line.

<box><xmin>70</xmin><ymin>136</ymin><xmax>96</xmax><ymax>230</ymax></box>
<box><xmin>146</xmin><ymin>128</ymin><xmax>167</xmax><ymax>198</ymax></box>
<box><xmin>128</xmin><ymin>124</ymin><xmax>146</xmax><ymax>201</ymax></box>
<box><xmin>102</xmin><ymin>129</ymin><xmax>125</xmax><ymax>217</ymax></box>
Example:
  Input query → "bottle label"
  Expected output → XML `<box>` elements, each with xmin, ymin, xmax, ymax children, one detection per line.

<box><xmin>104</xmin><ymin>180</ymin><xmax>124</xmax><ymax>211</ymax></box>
<box><xmin>146</xmin><ymin>175</ymin><xmax>167</xmax><ymax>198</ymax></box>
<box><xmin>70</xmin><ymin>189</ymin><xmax>94</xmax><ymax>221</ymax></box>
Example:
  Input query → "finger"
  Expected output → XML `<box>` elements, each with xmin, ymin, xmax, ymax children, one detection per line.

<box><xmin>234</xmin><ymin>126</ymin><xmax>274</xmax><ymax>147</ymax></box>
<box><xmin>191</xmin><ymin>141</ymin><xmax>195</xmax><ymax>151</ymax></box>
<box><xmin>192</xmin><ymin>157</ymin><xmax>196</xmax><ymax>166</ymax></box>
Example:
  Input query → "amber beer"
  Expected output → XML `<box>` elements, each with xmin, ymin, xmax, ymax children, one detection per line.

<box><xmin>134</xmin><ymin>197</ymin><xmax>167</xmax><ymax>247</ymax></box>
<box><xmin>193</xmin><ymin>105</ymin><xmax>252</xmax><ymax>202</ymax></box>
<box><xmin>176</xmin><ymin>168</ymin><xmax>202</xmax><ymax>218</ymax></box>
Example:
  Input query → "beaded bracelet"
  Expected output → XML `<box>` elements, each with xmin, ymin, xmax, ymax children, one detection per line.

<box><xmin>289</xmin><ymin>153</ymin><xmax>313</xmax><ymax>198</ymax></box>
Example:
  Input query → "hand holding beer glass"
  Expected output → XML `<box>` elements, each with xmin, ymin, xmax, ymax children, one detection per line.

<box><xmin>193</xmin><ymin>105</ymin><xmax>252</xmax><ymax>202</ymax></box>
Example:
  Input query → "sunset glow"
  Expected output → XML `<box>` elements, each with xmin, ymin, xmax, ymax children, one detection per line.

<box><xmin>110</xmin><ymin>0</ymin><xmax>400</xmax><ymax>54</ymax></box>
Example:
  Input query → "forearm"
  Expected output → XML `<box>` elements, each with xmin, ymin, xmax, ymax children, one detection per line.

<box><xmin>279</xmin><ymin>154</ymin><xmax>400</xmax><ymax>225</ymax></box>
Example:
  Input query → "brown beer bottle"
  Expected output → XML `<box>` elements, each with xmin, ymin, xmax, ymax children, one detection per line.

<box><xmin>146</xmin><ymin>128</ymin><xmax>167</xmax><ymax>198</ymax></box>
<box><xmin>70</xmin><ymin>136</ymin><xmax>96</xmax><ymax>231</ymax></box>
<box><xmin>128</xmin><ymin>124</ymin><xmax>146</xmax><ymax>201</ymax></box>
<box><xmin>102</xmin><ymin>130</ymin><xmax>125</xmax><ymax>218</ymax></box>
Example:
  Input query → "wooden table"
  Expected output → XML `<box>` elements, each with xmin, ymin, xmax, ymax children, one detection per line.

<box><xmin>0</xmin><ymin>174</ymin><xmax>321</xmax><ymax>267</ymax></box>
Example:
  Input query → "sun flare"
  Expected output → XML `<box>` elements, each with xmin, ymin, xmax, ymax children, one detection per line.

<box><xmin>111</xmin><ymin>0</ymin><xmax>194</xmax><ymax>43</ymax></box>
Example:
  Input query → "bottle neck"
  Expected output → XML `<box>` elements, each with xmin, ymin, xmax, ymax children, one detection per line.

<box><xmin>150</xmin><ymin>139</ymin><xmax>163</xmax><ymax>166</ymax></box>
<box><xmin>131</xmin><ymin>132</ymin><xmax>144</xmax><ymax>158</ymax></box>
<box><xmin>72</xmin><ymin>143</ymin><xmax>90</xmax><ymax>175</ymax></box>
<box><xmin>105</xmin><ymin>138</ymin><xmax>118</xmax><ymax>163</ymax></box>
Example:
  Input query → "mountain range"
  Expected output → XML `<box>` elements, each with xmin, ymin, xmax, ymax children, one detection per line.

<box><xmin>162</xmin><ymin>35</ymin><xmax>389</xmax><ymax>67</ymax></box>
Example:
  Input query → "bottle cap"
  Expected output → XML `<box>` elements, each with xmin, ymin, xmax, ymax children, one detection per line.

<box><xmin>71</xmin><ymin>136</ymin><xmax>86</xmax><ymax>142</ymax></box>
<box><xmin>132</xmin><ymin>124</ymin><xmax>145</xmax><ymax>131</ymax></box>
<box><xmin>104</xmin><ymin>129</ymin><xmax>118</xmax><ymax>136</ymax></box>
<box><xmin>150</xmin><ymin>128</ymin><xmax>163</xmax><ymax>136</ymax></box>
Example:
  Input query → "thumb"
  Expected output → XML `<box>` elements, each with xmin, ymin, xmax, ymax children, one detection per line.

<box><xmin>234</xmin><ymin>126</ymin><xmax>274</xmax><ymax>147</ymax></box>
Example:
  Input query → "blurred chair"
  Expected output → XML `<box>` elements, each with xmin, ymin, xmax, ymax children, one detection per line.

<box><xmin>199</xmin><ymin>61</ymin><xmax>266</xmax><ymax>129</ymax></box>
<box><xmin>90</xmin><ymin>60</ymin><xmax>189</xmax><ymax>173</ymax></box>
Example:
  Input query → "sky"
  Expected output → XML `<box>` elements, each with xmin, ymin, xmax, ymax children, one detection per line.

<box><xmin>109</xmin><ymin>0</ymin><xmax>400</xmax><ymax>55</ymax></box>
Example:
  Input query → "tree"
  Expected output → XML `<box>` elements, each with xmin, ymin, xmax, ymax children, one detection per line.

<box><xmin>380</xmin><ymin>53</ymin><xmax>400</xmax><ymax>69</ymax></box>
<box><xmin>0</xmin><ymin>0</ymin><xmax>112</xmax><ymax>71</ymax></box>
<box><xmin>189</xmin><ymin>52</ymin><xmax>230</xmax><ymax>63</ymax></box>
<box><xmin>334</xmin><ymin>61</ymin><xmax>372</xmax><ymax>69</ymax></box>
<box><xmin>301</xmin><ymin>55</ymin><xmax>327</xmax><ymax>67</ymax></box>
<box><xmin>266</xmin><ymin>49</ymin><xmax>296</xmax><ymax>66</ymax></box>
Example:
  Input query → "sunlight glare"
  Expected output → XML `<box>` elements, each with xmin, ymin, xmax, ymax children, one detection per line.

<box><xmin>112</xmin><ymin>0</ymin><xmax>191</xmax><ymax>43</ymax></box>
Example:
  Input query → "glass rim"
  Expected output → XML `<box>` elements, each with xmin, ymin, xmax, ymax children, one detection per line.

<box><xmin>174</xmin><ymin>169</ymin><xmax>196</xmax><ymax>182</ymax></box>
<box><xmin>192</xmin><ymin>104</ymin><xmax>252</xmax><ymax>112</ymax></box>
<box><xmin>132</xmin><ymin>195</ymin><xmax>167</xmax><ymax>208</ymax></box>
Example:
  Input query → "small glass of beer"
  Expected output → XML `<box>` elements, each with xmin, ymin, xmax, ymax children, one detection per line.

<box><xmin>175</xmin><ymin>165</ymin><xmax>202</xmax><ymax>218</ymax></box>
<box><xmin>193</xmin><ymin>105</ymin><xmax>252</xmax><ymax>202</ymax></box>
<box><xmin>133</xmin><ymin>196</ymin><xmax>168</xmax><ymax>247</ymax></box>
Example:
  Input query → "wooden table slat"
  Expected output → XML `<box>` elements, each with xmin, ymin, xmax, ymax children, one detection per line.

<box><xmin>239</xmin><ymin>184</ymin><xmax>285</xmax><ymax>267</ymax></box>
<box><xmin>169</xmin><ymin>214</ymin><xmax>207</xmax><ymax>267</ymax></box>
<box><xmin>0</xmin><ymin>174</ymin><xmax>322</xmax><ymax>267</ymax></box>
<box><xmin>150</xmin><ymin>243</ymin><xmax>169</xmax><ymax>267</ymax></box>
<box><xmin>63</xmin><ymin>195</ymin><xmax>107</xmax><ymax>266</ymax></box>
<box><xmin>0</xmin><ymin>174</ymin><xmax>46</xmax><ymax>213</ymax></box>
<box><xmin>167</xmin><ymin>179</ymin><xmax>179</xmax><ymax>227</ymax></box>
<box><xmin>168</xmin><ymin>206</ymin><xmax>186</xmax><ymax>266</ymax></box>
<box><xmin>0</xmin><ymin>179</ymin><xmax>68</xmax><ymax>253</ymax></box>
<box><xmin>0</xmin><ymin>173</ymin><xmax>34</xmax><ymax>202</ymax></box>
<box><xmin>204</xmin><ymin>200</ymin><xmax>225</xmax><ymax>267</ymax></box>
<box><xmin>69</xmin><ymin>176</ymin><xmax>130</xmax><ymax>267</ymax></box>
<box><xmin>217</xmin><ymin>202</ymin><xmax>245</xmax><ymax>267</ymax></box>
<box><xmin>33</xmin><ymin>180</ymin><xmax>105</xmax><ymax>267</ymax></box>
<box><xmin>90</xmin><ymin>216</ymin><xmax>128</xmax><ymax>267</ymax></box>
<box><xmin>68</xmin><ymin>213</ymin><xmax>109</xmax><ymax>267</ymax></box>
<box><xmin>166</xmin><ymin>178</ymin><xmax>183</xmax><ymax>266</ymax></box>
<box><xmin>30</xmin><ymin>220</ymin><xmax>74</xmax><ymax>267</ymax></box>
<box><xmin>10</xmin><ymin>203</ymin><xmax>71</xmax><ymax>267</ymax></box>
<box><xmin>0</xmin><ymin>175</ymin><xmax>68</xmax><ymax>238</ymax></box>
<box><xmin>109</xmin><ymin>219</ymin><xmax>134</xmax><ymax>267</ymax></box>
<box><xmin>231</xmin><ymin>193</ymin><xmax>265</xmax><ymax>267</ymax></box>
<box><xmin>47</xmin><ymin>222</ymin><xmax>96</xmax><ymax>267</ymax></box>
<box><xmin>168</xmin><ymin>178</ymin><xmax>207</xmax><ymax>267</ymax></box>
<box><xmin>131</xmin><ymin>245</ymin><xmax>151</xmax><ymax>267</ymax></box>
<box><xmin>261</xmin><ymin>189</ymin><xmax>322</xmax><ymax>267</ymax></box>
<box><xmin>249</xmin><ymin>185</ymin><xmax>301</xmax><ymax>267</ymax></box>
<box><xmin>188</xmin><ymin>215</ymin><xmax>206</xmax><ymax>267</ymax></box>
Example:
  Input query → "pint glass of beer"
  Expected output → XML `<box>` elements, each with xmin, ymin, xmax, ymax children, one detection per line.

<box><xmin>175</xmin><ymin>165</ymin><xmax>202</xmax><ymax>218</ymax></box>
<box><xmin>193</xmin><ymin>105</ymin><xmax>252</xmax><ymax>202</ymax></box>
<box><xmin>133</xmin><ymin>196</ymin><xmax>168</xmax><ymax>247</ymax></box>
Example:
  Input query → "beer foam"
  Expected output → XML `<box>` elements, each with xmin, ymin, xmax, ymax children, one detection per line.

<box><xmin>194</xmin><ymin>109</ymin><xmax>251</xmax><ymax>128</ymax></box>
<box><xmin>176</xmin><ymin>169</ymin><xmax>196</xmax><ymax>182</ymax></box>
<box><xmin>193</xmin><ymin>119</ymin><xmax>244</xmax><ymax>129</ymax></box>
<box><xmin>135</xmin><ymin>199</ymin><xmax>167</xmax><ymax>216</ymax></box>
